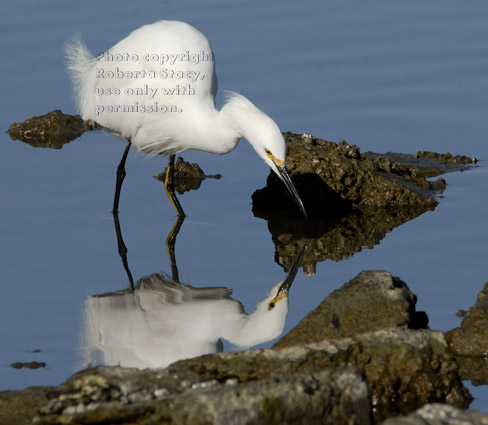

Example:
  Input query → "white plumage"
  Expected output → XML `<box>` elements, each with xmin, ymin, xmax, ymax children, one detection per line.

<box><xmin>80</xmin><ymin>275</ymin><xmax>293</xmax><ymax>369</ymax></box>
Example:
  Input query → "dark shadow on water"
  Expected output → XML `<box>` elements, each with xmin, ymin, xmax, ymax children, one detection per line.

<box><xmin>253</xmin><ymin>203</ymin><xmax>434</xmax><ymax>275</ymax></box>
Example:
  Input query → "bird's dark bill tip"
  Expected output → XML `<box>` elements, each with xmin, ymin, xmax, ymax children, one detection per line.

<box><xmin>277</xmin><ymin>164</ymin><xmax>307</xmax><ymax>218</ymax></box>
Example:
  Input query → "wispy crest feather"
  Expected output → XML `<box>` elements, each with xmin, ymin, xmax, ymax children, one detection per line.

<box><xmin>64</xmin><ymin>34</ymin><xmax>97</xmax><ymax>120</ymax></box>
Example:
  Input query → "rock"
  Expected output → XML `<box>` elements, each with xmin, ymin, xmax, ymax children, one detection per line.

<box><xmin>8</xmin><ymin>110</ymin><xmax>98</xmax><ymax>149</ymax></box>
<box><xmin>445</xmin><ymin>282</ymin><xmax>488</xmax><ymax>357</ymax></box>
<box><xmin>445</xmin><ymin>282</ymin><xmax>488</xmax><ymax>385</ymax></box>
<box><xmin>381</xmin><ymin>403</ymin><xmax>488</xmax><ymax>425</ymax></box>
<box><xmin>154</xmin><ymin>157</ymin><xmax>221</xmax><ymax>194</ymax></box>
<box><xmin>252</xmin><ymin>132</ymin><xmax>460</xmax><ymax>215</ymax></box>
<box><xmin>274</xmin><ymin>271</ymin><xmax>428</xmax><ymax>348</ymax></box>
<box><xmin>172</xmin><ymin>328</ymin><xmax>471</xmax><ymax>423</ymax></box>
<box><xmin>0</xmin><ymin>329</ymin><xmax>469</xmax><ymax>424</ymax></box>
<box><xmin>147</xmin><ymin>367</ymin><xmax>372</xmax><ymax>425</ymax></box>
<box><xmin>415</xmin><ymin>151</ymin><xmax>477</xmax><ymax>166</ymax></box>
<box><xmin>0</xmin><ymin>387</ymin><xmax>50</xmax><ymax>425</ymax></box>
<box><xmin>10</xmin><ymin>361</ymin><xmax>46</xmax><ymax>369</ymax></box>
<box><xmin>449</xmin><ymin>355</ymin><xmax>488</xmax><ymax>387</ymax></box>
<box><xmin>13</xmin><ymin>367</ymin><xmax>371</xmax><ymax>425</ymax></box>
<box><xmin>251</xmin><ymin>133</ymin><xmax>477</xmax><ymax>274</ymax></box>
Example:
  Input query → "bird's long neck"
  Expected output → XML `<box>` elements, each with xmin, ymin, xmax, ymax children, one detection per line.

<box><xmin>180</xmin><ymin>104</ymin><xmax>238</xmax><ymax>155</ymax></box>
<box><xmin>189</xmin><ymin>93</ymin><xmax>265</xmax><ymax>156</ymax></box>
<box><xmin>206</xmin><ymin>92</ymin><xmax>263</xmax><ymax>155</ymax></box>
<box><xmin>221</xmin><ymin>301</ymin><xmax>289</xmax><ymax>348</ymax></box>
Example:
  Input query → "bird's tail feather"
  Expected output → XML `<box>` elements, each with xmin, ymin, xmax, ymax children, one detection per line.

<box><xmin>65</xmin><ymin>34</ymin><xmax>97</xmax><ymax>119</ymax></box>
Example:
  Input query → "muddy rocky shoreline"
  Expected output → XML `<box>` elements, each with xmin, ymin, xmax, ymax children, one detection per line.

<box><xmin>4</xmin><ymin>112</ymin><xmax>485</xmax><ymax>424</ymax></box>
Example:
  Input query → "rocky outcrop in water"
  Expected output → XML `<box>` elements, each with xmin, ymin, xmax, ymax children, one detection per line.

<box><xmin>253</xmin><ymin>132</ymin><xmax>476</xmax><ymax>215</ymax></box>
<box><xmin>252</xmin><ymin>132</ymin><xmax>477</xmax><ymax>274</ymax></box>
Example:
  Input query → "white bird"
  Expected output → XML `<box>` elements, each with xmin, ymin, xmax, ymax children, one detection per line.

<box><xmin>65</xmin><ymin>20</ymin><xmax>306</xmax><ymax>217</ymax></box>
<box><xmin>80</xmin><ymin>248</ymin><xmax>304</xmax><ymax>369</ymax></box>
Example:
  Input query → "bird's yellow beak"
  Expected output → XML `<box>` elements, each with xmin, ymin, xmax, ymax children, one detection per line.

<box><xmin>268</xmin><ymin>245</ymin><xmax>307</xmax><ymax>310</ymax></box>
<box><xmin>266</xmin><ymin>152</ymin><xmax>307</xmax><ymax>218</ymax></box>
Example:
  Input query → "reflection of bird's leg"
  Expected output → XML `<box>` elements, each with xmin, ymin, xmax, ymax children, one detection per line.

<box><xmin>166</xmin><ymin>215</ymin><xmax>185</xmax><ymax>283</ymax></box>
<box><xmin>164</xmin><ymin>154</ymin><xmax>186</xmax><ymax>217</ymax></box>
<box><xmin>112</xmin><ymin>212</ymin><xmax>135</xmax><ymax>290</ymax></box>
<box><xmin>112</xmin><ymin>139</ymin><xmax>131</xmax><ymax>214</ymax></box>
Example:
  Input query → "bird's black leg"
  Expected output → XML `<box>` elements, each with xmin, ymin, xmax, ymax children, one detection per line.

<box><xmin>112</xmin><ymin>139</ymin><xmax>131</xmax><ymax>214</ymax></box>
<box><xmin>166</xmin><ymin>215</ymin><xmax>185</xmax><ymax>283</ymax></box>
<box><xmin>112</xmin><ymin>212</ymin><xmax>135</xmax><ymax>291</ymax></box>
<box><xmin>164</xmin><ymin>154</ymin><xmax>186</xmax><ymax>217</ymax></box>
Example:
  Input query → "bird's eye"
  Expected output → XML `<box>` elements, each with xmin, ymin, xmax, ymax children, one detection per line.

<box><xmin>265</xmin><ymin>149</ymin><xmax>271</xmax><ymax>156</ymax></box>
<box><xmin>268</xmin><ymin>302</ymin><xmax>275</xmax><ymax>310</ymax></box>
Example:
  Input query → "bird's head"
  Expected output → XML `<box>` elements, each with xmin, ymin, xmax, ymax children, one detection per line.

<box><xmin>261</xmin><ymin>141</ymin><xmax>307</xmax><ymax>219</ymax></box>
<box><xmin>223</xmin><ymin>92</ymin><xmax>307</xmax><ymax>218</ymax></box>
<box><xmin>267</xmin><ymin>244</ymin><xmax>306</xmax><ymax>312</ymax></box>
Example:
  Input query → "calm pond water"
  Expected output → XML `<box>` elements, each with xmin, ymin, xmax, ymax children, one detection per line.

<box><xmin>1</xmin><ymin>0</ymin><xmax>487</xmax><ymax>411</ymax></box>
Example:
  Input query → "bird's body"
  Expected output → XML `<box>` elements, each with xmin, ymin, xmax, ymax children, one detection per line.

<box><xmin>80</xmin><ymin>243</ymin><xmax>305</xmax><ymax>369</ymax></box>
<box><xmin>66</xmin><ymin>20</ymin><xmax>306</xmax><ymax>216</ymax></box>
<box><xmin>81</xmin><ymin>275</ymin><xmax>292</xmax><ymax>369</ymax></box>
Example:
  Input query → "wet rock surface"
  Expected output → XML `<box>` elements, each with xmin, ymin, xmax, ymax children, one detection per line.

<box><xmin>0</xmin><ymin>271</ymin><xmax>475</xmax><ymax>425</ymax></box>
<box><xmin>274</xmin><ymin>270</ymin><xmax>428</xmax><ymax>347</ymax></box>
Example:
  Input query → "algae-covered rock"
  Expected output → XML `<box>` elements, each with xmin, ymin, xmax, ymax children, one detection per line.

<box><xmin>8</xmin><ymin>110</ymin><xmax>98</xmax><ymax>149</ymax></box>
<box><xmin>253</xmin><ymin>132</ymin><xmax>476</xmax><ymax>216</ymax></box>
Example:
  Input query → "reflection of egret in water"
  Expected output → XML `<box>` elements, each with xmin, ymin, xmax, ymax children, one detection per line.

<box><xmin>80</xmin><ymin>247</ymin><xmax>305</xmax><ymax>369</ymax></box>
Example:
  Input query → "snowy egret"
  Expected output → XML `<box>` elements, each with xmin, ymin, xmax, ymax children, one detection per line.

<box><xmin>66</xmin><ymin>20</ymin><xmax>306</xmax><ymax>217</ymax></box>
<box><xmin>81</xmin><ymin>247</ymin><xmax>305</xmax><ymax>369</ymax></box>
